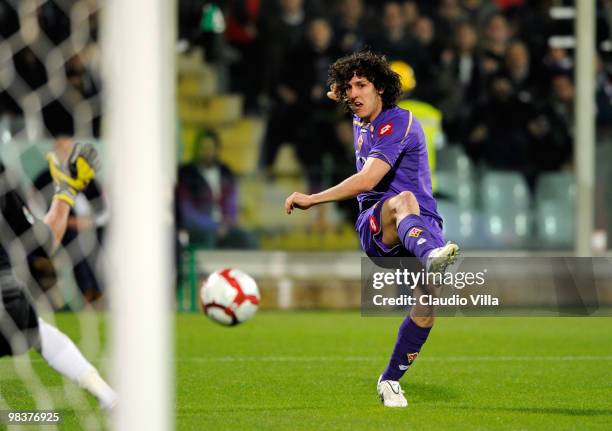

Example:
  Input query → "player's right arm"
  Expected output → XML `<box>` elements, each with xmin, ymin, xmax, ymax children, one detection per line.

<box><xmin>285</xmin><ymin>157</ymin><xmax>390</xmax><ymax>214</ymax></box>
<box><xmin>326</xmin><ymin>83</ymin><xmax>339</xmax><ymax>102</ymax></box>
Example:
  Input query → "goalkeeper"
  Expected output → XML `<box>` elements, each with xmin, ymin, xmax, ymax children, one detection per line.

<box><xmin>0</xmin><ymin>143</ymin><xmax>116</xmax><ymax>410</ymax></box>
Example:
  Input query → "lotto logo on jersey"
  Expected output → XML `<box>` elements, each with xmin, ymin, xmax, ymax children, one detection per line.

<box><xmin>368</xmin><ymin>215</ymin><xmax>380</xmax><ymax>234</ymax></box>
<box><xmin>407</xmin><ymin>352</ymin><xmax>419</xmax><ymax>365</ymax></box>
<box><xmin>378</xmin><ymin>123</ymin><xmax>393</xmax><ymax>137</ymax></box>
<box><xmin>408</xmin><ymin>227</ymin><xmax>423</xmax><ymax>238</ymax></box>
<box><xmin>357</xmin><ymin>134</ymin><xmax>364</xmax><ymax>151</ymax></box>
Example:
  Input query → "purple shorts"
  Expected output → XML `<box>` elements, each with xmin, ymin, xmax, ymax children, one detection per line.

<box><xmin>355</xmin><ymin>195</ymin><xmax>445</xmax><ymax>258</ymax></box>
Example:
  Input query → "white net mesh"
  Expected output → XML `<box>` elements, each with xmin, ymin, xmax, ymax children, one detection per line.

<box><xmin>0</xmin><ymin>0</ymin><xmax>102</xmax><ymax>139</ymax></box>
<box><xmin>0</xmin><ymin>1</ymin><xmax>109</xmax><ymax>429</ymax></box>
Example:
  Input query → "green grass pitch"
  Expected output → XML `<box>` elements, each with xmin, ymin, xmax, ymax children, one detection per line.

<box><xmin>1</xmin><ymin>312</ymin><xmax>611</xmax><ymax>430</ymax></box>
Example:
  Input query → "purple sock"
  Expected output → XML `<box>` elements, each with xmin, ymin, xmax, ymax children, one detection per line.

<box><xmin>381</xmin><ymin>317</ymin><xmax>432</xmax><ymax>381</ymax></box>
<box><xmin>397</xmin><ymin>214</ymin><xmax>437</xmax><ymax>266</ymax></box>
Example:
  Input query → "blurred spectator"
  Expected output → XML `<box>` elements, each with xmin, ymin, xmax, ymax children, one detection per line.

<box><xmin>402</xmin><ymin>0</ymin><xmax>420</xmax><ymax>28</ymax></box>
<box><xmin>265</xmin><ymin>18</ymin><xmax>344</xmax><ymax>189</ymax></box>
<box><xmin>542</xmin><ymin>46</ymin><xmax>573</xmax><ymax>79</ymax></box>
<box><xmin>33</xmin><ymin>136</ymin><xmax>106</xmax><ymax>304</ymax></box>
<box><xmin>176</xmin><ymin>130</ymin><xmax>257</xmax><ymax>249</ymax></box>
<box><xmin>195</xmin><ymin>2</ymin><xmax>228</xmax><ymax>63</ymax></box>
<box><xmin>434</xmin><ymin>0</ymin><xmax>467</xmax><ymax>47</ymax></box>
<box><xmin>225</xmin><ymin>0</ymin><xmax>264</xmax><ymax>112</ymax></box>
<box><xmin>462</xmin><ymin>0</ymin><xmax>499</xmax><ymax>29</ymax></box>
<box><xmin>179</xmin><ymin>0</ymin><xmax>206</xmax><ymax>43</ymax></box>
<box><xmin>549</xmin><ymin>73</ymin><xmax>575</xmax><ymax>138</ymax></box>
<box><xmin>465</xmin><ymin>68</ymin><xmax>571</xmax><ymax>188</ymax></box>
<box><xmin>438</xmin><ymin>21</ymin><xmax>483</xmax><ymax>142</ymax></box>
<box><xmin>332</xmin><ymin>0</ymin><xmax>367</xmax><ymax>54</ymax></box>
<box><xmin>282</xmin><ymin>18</ymin><xmax>341</xmax><ymax>114</ymax></box>
<box><xmin>411</xmin><ymin>16</ymin><xmax>443</xmax><ymax>102</ymax></box>
<box><xmin>495</xmin><ymin>0</ymin><xmax>527</xmax><ymax>8</ymax></box>
<box><xmin>259</xmin><ymin>0</ymin><xmax>310</xmax><ymax>168</ymax></box>
<box><xmin>413</xmin><ymin>15</ymin><xmax>435</xmax><ymax>48</ymax></box>
<box><xmin>596</xmin><ymin>59</ymin><xmax>612</xmax><ymax>130</ymax></box>
<box><xmin>368</xmin><ymin>2</ymin><xmax>420</xmax><ymax>63</ymax></box>
<box><xmin>527</xmin><ymin>99</ymin><xmax>572</xmax><ymax>186</ymax></box>
<box><xmin>513</xmin><ymin>0</ymin><xmax>554</xmax><ymax>63</ymax></box>
<box><xmin>481</xmin><ymin>13</ymin><xmax>512</xmax><ymax>77</ymax></box>
<box><xmin>260</xmin><ymin>0</ymin><xmax>309</xmax><ymax>96</ymax></box>
<box><xmin>464</xmin><ymin>72</ymin><xmax>533</xmax><ymax>172</ymax></box>
<box><xmin>42</xmin><ymin>54</ymin><xmax>102</xmax><ymax>138</ymax></box>
<box><xmin>504</xmin><ymin>40</ymin><xmax>540</xmax><ymax>102</ymax></box>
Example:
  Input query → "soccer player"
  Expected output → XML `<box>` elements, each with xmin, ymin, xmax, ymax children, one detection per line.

<box><xmin>284</xmin><ymin>51</ymin><xmax>458</xmax><ymax>407</ymax></box>
<box><xmin>0</xmin><ymin>143</ymin><xmax>116</xmax><ymax>410</ymax></box>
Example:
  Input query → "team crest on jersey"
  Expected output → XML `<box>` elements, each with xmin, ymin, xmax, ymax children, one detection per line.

<box><xmin>408</xmin><ymin>227</ymin><xmax>422</xmax><ymax>238</ymax></box>
<box><xmin>378</xmin><ymin>122</ymin><xmax>393</xmax><ymax>137</ymax></box>
<box><xmin>357</xmin><ymin>134</ymin><xmax>363</xmax><ymax>151</ymax></box>
<box><xmin>407</xmin><ymin>352</ymin><xmax>419</xmax><ymax>365</ymax></box>
<box><xmin>368</xmin><ymin>215</ymin><xmax>380</xmax><ymax>234</ymax></box>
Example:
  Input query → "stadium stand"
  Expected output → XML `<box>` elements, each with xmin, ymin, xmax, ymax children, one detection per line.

<box><xmin>171</xmin><ymin>0</ymin><xmax>612</xmax><ymax>254</ymax></box>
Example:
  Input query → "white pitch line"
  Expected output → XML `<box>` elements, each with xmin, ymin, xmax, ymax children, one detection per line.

<box><xmin>3</xmin><ymin>355</ymin><xmax>612</xmax><ymax>366</ymax></box>
<box><xmin>176</xmin><ymin>355</ymin><xmax>612</xmax><ymax>363</ymax></box>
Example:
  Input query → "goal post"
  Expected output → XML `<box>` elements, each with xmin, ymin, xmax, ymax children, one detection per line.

<box><xmin>103</xmin><ymin>0</ymin><xmax>175</xmax><ymax>430</ymax></box>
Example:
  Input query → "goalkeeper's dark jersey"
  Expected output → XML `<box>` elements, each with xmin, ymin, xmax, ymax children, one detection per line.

<box><xmin>0</xmin><ymin>190</ymin><xmax>34</xmax><ymax>269</ymax></box>
<box><xmin>0</xmin><ymin>162</ymin><xmax>53</xmax><ymax>290</ymax></box>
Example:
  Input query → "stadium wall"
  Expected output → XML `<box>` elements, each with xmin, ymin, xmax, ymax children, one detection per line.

<box><xmin>179</xmin><ymin>250</ymin><xmax>612</xmax><ymax>312</ymax></box>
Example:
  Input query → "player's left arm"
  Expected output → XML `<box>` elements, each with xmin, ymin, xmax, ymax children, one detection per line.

<box><xmin>44</xmin><ymin>143</ymin><xmax>100</xmax><ymax>250</ymax></box>
<box><xmin>285</xmin><ymin>157</ymin><xmax>391</xmax><ymax>214</ymax></box>
<box><xmin>42</xmin><ymin>199</ymin><xmax>71</xmax><ymax>249</ymax></box>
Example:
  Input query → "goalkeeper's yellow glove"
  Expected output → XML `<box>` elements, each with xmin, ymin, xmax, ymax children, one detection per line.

<box><xmin>46</xmin><ymin>143</ymin><xmax>100</xmax><ymax>207</ymax></box>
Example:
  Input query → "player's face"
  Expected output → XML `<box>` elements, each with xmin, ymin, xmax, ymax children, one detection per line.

<box><xmin>345</xmin><ymin>75</ymin><xmax>383</xmax><ymax>122</ymax></box>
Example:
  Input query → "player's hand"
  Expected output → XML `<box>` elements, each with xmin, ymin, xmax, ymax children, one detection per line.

<box><xmin>47</xmin><ymin>143</ymin><xmax>100</xmax><ymax>207</ymax></box>
<box><xmin>326</xmin><ymin>83</ymin><xmax>340</xmax><ymax>102</ymax></box>
<box><xmin>285</xmin><ymin>192</ymin><xmax>314</xmax><ymax>214</ymax></box>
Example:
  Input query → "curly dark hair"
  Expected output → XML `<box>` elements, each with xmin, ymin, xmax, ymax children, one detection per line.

<box><xmin>328</xmin><ymin>51</ymin><xmax>402</xmax><ymax>112</ymax></box>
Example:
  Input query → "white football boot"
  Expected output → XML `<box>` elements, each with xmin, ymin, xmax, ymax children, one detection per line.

<box><xmin>377</xmin><ymin>375</ymin><xmax>408</xmax><ymax>407</ymax></box>
<box><xmin>426</xmin><ymin>242</ymin><xmax>459</xmax><ymax>274</ymax></box>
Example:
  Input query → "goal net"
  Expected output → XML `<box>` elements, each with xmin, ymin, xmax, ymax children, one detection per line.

<box><xmin>0</xmin><ymin>1</ymin><xmax>174</xmax><ymax>429</ymax></box>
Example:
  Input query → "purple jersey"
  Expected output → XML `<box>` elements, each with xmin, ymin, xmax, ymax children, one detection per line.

<box><xmin>353</xmin><ymin>105</ymin><xmax>441</xmax><ymax>223</ymax></box>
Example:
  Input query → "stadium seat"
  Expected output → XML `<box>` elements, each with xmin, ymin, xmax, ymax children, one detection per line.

<box><xmin>535</xmin><ymin>172</ymin><xmax>576</xmax><ymax>204</ymax></box>
<box><xmin>599</xmin><ymin>143</ymin><xmax>612</xmax><ymax>239</ymax></box>
<box><xmin>482</xmin><ymin>171</ymin><xmax>530</xmax><ymax>210</ymax></box>
<box><xmin>534</xmin><ymin>172</ymin><xmax>575</xmax><ymax>249</ymax></box>
<box><xmin>271</xmin><ymin>144</ymin><xmax>303</xmax><ymax>176</ymax></box>
<box><xmin>216</xmin><ymin>117</ymin><xmax>265</xmax><ymax>175</ymax></box>
<box><xmin>480</xmin><ymin>171</ymin><xmax>532</xmax><ymax>248</ymax></box>
<box><xmin>251</xmin><ymin>179</ymin><xmax>310</xmax><ymax>231</ymax></box>
<box><xmin>437</xmin><ymin>200</ymin><xmax>486</xmax><ymax>249</ymax></box>
<box><xmin>177</xmin><ymin>48</ymin><xmax>219</xmax><ymax>97</ymax></box>
<box><xmin>177</xmin><ymin>67</ymin><xmax>219</xmax><ymax>99</ymax></box>
<box><xmin>237</xmin><ymin>176</ymin><xmax>266</xmax><ymax>229</ymax></box>
<box><xmin>534</xmin><ymin>200</ymin><xmax>574</xmax><ymax>249</ymax></box>
<box><xmin>436</xmin><ymin>171</ymin><xmax>476</xmax><ymax>209</ymax></box>
<box><xmin>436</xmin><ymin>145</ymin><xmax>473</xmax><ymax>179</ymax></box>
<box><xmin>178</xmin><ymin>94</ymin><xmax>243</xmax><ymax>126</ymax></box>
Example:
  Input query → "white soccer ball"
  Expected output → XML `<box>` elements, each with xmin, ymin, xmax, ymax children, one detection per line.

<box><xmin>200</xmin><ymin>268</ymin><xmax>260</xmax><ymax>325</ymax></box>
